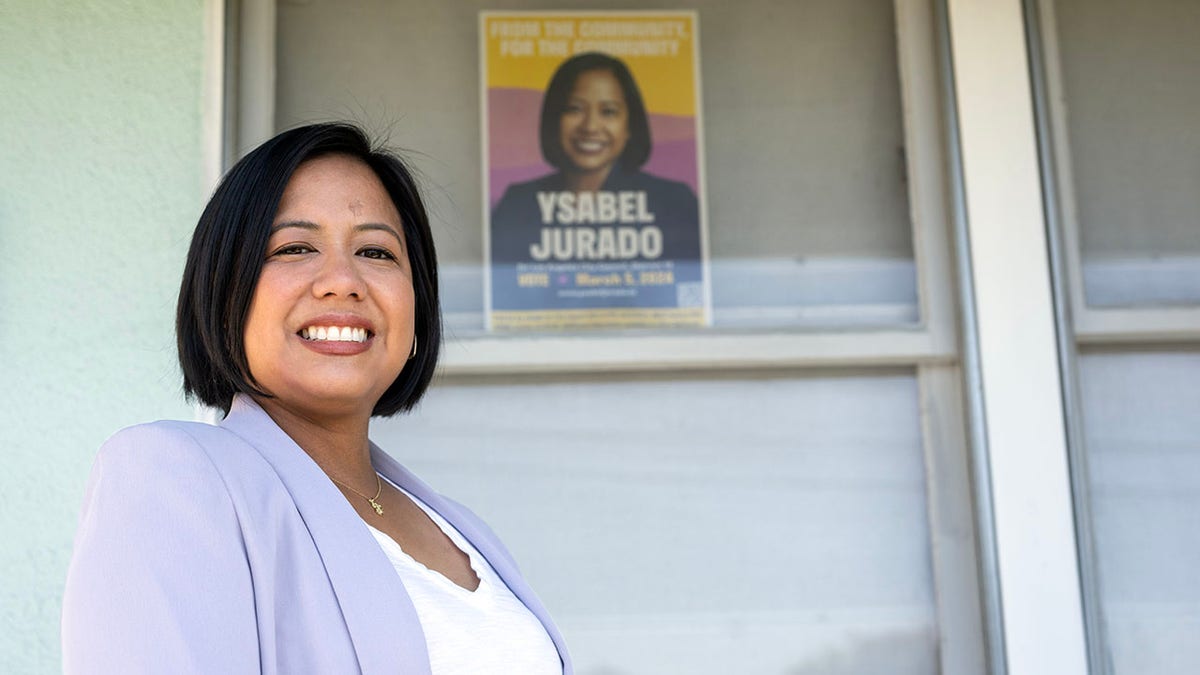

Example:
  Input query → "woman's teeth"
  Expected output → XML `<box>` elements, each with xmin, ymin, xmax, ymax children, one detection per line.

<box><xmin>300</xmin><ymin>326</ymin><xmax>368</xmax><ymax>343</ymax></box>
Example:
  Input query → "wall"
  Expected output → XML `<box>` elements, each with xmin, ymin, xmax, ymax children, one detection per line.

<box><xmin>0</xmin><ymin>1</ymin><xmax>205</xmax><ymax>671</ymax></box>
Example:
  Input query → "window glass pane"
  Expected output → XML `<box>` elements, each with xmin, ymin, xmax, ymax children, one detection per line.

<box><xmin>1078</xmin><ymin>350</ymin><xmax>1200</xmax><ymax>672</ymax></box>
<box><xmin>1051</xmin><ymin>0</ymin><xmax>1200</xmax><ymax>308</ymax></box>
<box><xmin>277</xmin><ymin>0</ymin><xmax>919</xmax><ymax>334</ymax></box>
<box><xmin>373</xmin><ymin>372</ymin><xmax>938</xmax><ymax>673</ymax></box>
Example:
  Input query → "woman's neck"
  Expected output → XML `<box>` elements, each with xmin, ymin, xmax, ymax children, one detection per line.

<box><xmin>253</xmin><ymin>395</ymin><xmax>377</xmax><ymax>491</ymax></box>
<box><xmin>564</xmin><ymin>166</ymin><xmax>615</xmax><ymax>193</ymax></box>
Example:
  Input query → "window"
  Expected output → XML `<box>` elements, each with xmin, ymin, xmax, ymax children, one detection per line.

<box><xmin>263</xmin><ymin>0</ymin><xmax>958</xmax><ymax>372</ymax></box>
<box><xmin>1034</xmin><ymin>0</ymin><xmax>1200</xmax><ymax>340</ymax></box>
<box><xmin>1077</xmin><ymin>350</ymin><xmax>1200</xmax><ymax>673</ymax></box>
<box><xmin>1032</xmin><ymin>0</ymin><xmax>1200</xmax><ymax>671</ymax></box>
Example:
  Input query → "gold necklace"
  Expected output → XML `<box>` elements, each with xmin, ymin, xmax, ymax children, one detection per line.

<box><xmin>332</xmin><ymin>473</ymin><xmax>384</xmax><ymax>516</ymax></box>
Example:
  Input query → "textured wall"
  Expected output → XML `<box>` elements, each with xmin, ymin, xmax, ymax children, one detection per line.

<box><xmin>0</xmin><ymin>1</ymin><xmax>204</xmax><ymax>671</ymax></box>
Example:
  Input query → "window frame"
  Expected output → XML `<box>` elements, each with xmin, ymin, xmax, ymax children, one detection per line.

<box><xmin>945</xmin><ymin>0</ymin><xmax>1092</xmax><ymax>671</ymax></box>
<box><xmin>227</xmin><ymin>0</ymin><xmax>960</xmax><ymax>376</ymax></box>
<box><xmin>1030</xmin><ymin>0</ymin><xmax>1200</xmax><ymax>345</ymax></box>
<box><xmin>1026</xmin><ymin>0</ymin><xmax>1200</xmax><ymax>672</ymax></box>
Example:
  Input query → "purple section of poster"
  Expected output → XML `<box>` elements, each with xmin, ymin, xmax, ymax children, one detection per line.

<box><xmin>488</xmin><ymin>87</ymin><xmax>698</xmax><ymax>208</ymax></box>
<box><xmin>488</xmin><ymin>88</ymin><xmax>544</xmax><ymax>170</ymax></box>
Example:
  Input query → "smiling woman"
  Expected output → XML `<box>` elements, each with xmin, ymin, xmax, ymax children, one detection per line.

<box><xmin>490</xmin><ymin>51</ymin><xmax>700</xmax><ymax>269</ymax></box>
<box><xmin>62</xmin><ymin>123</ymin><xmax>571</xmax><ymax>675</ymax></box>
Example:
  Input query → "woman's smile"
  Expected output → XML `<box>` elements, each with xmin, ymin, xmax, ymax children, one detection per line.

<box><xmin>299</xmin><ymin>326</ymin><xmax>370</xmax><ymax>343</ymax></box>
<box><xmin>296</xmin><ymin>313</ymin><xmax>377</xmax><ymax>354</ymax></box>
<box><xmin>568</xmin><ymin>137</ymin><xmax>611</xmax><ymax>156</ymax></box>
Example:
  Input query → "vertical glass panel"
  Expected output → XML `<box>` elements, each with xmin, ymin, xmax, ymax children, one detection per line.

<box><xmin>276</xmin><ymin>0</ymin><xmax>919</xmax><ymax>334</ymax></box>
<box><xmin>1078</xmin><ymin>351</ymin><xmax>1200</xmax><ymax>673</ymax></box>
<box><xmin>1050</xmin><ymin>0</ymin><xmax>1200</xmax><ymax>307</ymax></box>
<box><xmin>373</xmin><ymin>372</ymin><xmax>937</xmax><ymax>673</ymax></box>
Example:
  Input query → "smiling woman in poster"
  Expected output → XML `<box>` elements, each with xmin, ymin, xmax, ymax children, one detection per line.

<box><xmin>490</xmin><ymin>51</ymin><xmax>700</xmax><ymax>266</ymax></box>
<box><xmin>62</xmin><ymin>123</ymin><xmax>570</xmax><ymax>674</ymax></box>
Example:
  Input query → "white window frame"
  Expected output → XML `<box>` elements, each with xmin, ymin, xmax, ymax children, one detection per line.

<box><xmin>1025</xmin><ymin>0</ymin><xmax>1200</xmax><ymax>672</ymax></box>
<box><xmin>1030</xmin><ymin>0</ymin><xmax>1200</xmax><ymax>345</ymax></box>
<box><xmin>224</xmin><ymin>0</ymin><xmax>959</xmax><ymax>376</ymax></box>
<box><xmin>945</xmin><ymin>0</ymin><xmax>1090</xmax><ymax>672</ymax></box>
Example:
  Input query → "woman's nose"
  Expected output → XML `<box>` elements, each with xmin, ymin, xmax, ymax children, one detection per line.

<box><xmin>581</xmin><ymin>109</ymin><xmax>600</xmax><ymax>131</ymax></box>
<box><xmin>312</xmin><ymin>251</ymin><xmax>366</xmax><ymax>299</ymax></box>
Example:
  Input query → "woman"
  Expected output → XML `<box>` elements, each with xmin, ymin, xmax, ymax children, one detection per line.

<box><xmin>62</xmin><ymin>123</ymin><xmax>571</xmax><ymax>674</ymax></box>
<box><xmin>490</xmin><ymin>51</ymin><xmax>700</xmax><ymax>267</ymax></box>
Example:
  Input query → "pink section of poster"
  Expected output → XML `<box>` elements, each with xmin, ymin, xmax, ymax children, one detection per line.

<box><xmin>487</xmin><ymin>87</ymin><xmax>698</xmax><ymax>207</ymax></box>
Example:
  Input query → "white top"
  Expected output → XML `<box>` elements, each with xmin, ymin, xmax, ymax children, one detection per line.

<box><xmin>365</xmin><ymin>480</ymin><xmax>561</xmax><ymax>675</ymax></box>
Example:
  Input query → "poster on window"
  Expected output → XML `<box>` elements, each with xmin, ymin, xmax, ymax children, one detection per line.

<box><xmin>482</xmin><ymin>11</ymin><xmax>709</xmax><ymax>331</ymax></box>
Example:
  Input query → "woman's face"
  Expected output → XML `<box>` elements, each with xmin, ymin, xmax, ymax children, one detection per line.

<box><xmin>243</xmin><ymin>154</ymin><xmax>415</xmax><ymax>417</ymax></box>
<box><xmin>558</xmin><ymin>68</ymin><xmax>630</xmax><ymax>177</ymax></box>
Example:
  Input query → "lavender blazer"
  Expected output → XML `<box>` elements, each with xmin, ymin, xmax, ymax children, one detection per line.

<box><xmin>62</xmin><ymin>395</ymin><xmax>572</xmax><ymax>674</ymax></box>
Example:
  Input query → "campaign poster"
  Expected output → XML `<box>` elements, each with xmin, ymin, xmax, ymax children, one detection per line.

<box><xmin>482</xmin><ymin>11</ymin><xmax>710</xmax><ymax>331</ymax></box>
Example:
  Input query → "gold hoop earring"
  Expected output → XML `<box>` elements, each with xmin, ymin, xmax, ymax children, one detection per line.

<box><xmin>409</xmin><ymin>335</ymin><xmax>418</xmax><ymax>360</ymax></box>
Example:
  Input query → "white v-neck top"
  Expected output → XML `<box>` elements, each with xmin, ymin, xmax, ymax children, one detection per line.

<box><xmin>365</xmin><ymin>480</ymin><xmax>561</xmax><ymax>675</ymax></box>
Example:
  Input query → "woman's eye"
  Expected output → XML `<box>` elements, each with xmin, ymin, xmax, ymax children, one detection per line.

<box><xmin>359</xmin><ymin>247</ymin><xmax>397</xmax><ymax>261</ymax></box>
<box><xmin>272</xmin><ymin>244</ymin><xmax>314</xmax><ymax>256</ymax></box>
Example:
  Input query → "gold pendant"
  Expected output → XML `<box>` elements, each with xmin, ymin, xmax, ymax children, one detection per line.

<box><xmin>369</xmin><ymin>499</ymin><xmax>384</xmax><ymax>515</ymax></box>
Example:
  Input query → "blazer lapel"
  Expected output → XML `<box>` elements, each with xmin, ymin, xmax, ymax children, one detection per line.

<box><xmin>371</xmin><ymin>446</ymin><xmax>574</xmax><ymax>675</ymax></box>
<box><xmin>220</xmin><ymin>396</ymin><xmax>432</xmax><ymax>675</ymax></box>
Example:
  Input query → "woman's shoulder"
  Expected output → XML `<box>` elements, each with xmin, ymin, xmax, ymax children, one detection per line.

<box><xmin>495</xmin><ymin>173</ymin><xmax>564</xmax><ymax>202</ymax></box>
<box><xmin>516</xmin><ymin>172</ymin><xmax>565</xmax><ymax>191</ymax></box>
<box><xmin>104</xmin><ymin>418</ymin><xmax>225</xmax><ymax>448</ymax></box>
<box><xmin>613</xmin><ymin>171</ymin><xmax>699</xmax><ymax>222</ymax></box>
<box><xmin>102</xmin><ymin>418</ymin><xmax>245</xmax><ymax>462</ymax></box>
<box><xmin>65</xmin><ymin>420</ymin><xmax>264</xmax><ymax>672</ymax></box>
<box><xmin>625</xmin><ymin>170</ymin><xmax>696</xmax><ymax>197</ymax></box>
<box><xmin>95</xmin><ymin>419</ymin><xmax>274</xmax><ymax>497</ymax></box>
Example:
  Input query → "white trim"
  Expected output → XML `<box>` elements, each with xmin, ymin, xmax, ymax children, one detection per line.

<box><xmin>895</xmin><ymin>0</ymin><xmax>958</xmax><ymax>358</ymax></box>
<box><xmin>1025</xmin><ymin>3</ymin><xmax>1108</xmax><ymax>672</ymax></box>
<box><xmin>1075</xmin><ymin>309</ymin><xmax>1200</xmax><ymax>344</ymax></box>
<box><xmin>478</xmin><ymin>12</ymin><xmax>493</xmax><ymax>333</ymax></box>
<box><xmin>690</xmin><ymin>12</ymin><xmax>713</xmax><ymax>327</ymax></box>
<box><xmin>1072</xmin><ymin>257</ymin><xmax>1200</xmax><ymax>341</ymax></box>
<box><xmin>235</xmin><ymin>0</ymin><xmax>276</xmax><ymax>155</ymax></box>
<box><xmin>917</xmin><ymin>364</ymin><xmax>987</xmax><ymax>672</ymax></box>
<box><xmin>196</xmin><ymin>0</ymin><xmax>226</xmax><ymax>427</ymax></box>
<box><xmin>201</xmin><ymin>0</ymin><xmax>225</xmax><ymax>194</ymax></box>
<box><xmin>946</xmin><ymin>0</ymin><xmax>1088</xmax><ymax>672</ymax></box>
<box><xmin>935</xmin><ymin>0</ymin><xmax>1007</xmax><ymax>665</ymax></box>
<box><xmin>440</xmin><ymin>329</ymin><xmax>952</xmax><ymax>375</ymax></box>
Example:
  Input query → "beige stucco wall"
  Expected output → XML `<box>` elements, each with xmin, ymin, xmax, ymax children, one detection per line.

<box><xmin>0</xmin><ymin>1</ymin><xmax>206</xmax><ymax>670</ymax></box>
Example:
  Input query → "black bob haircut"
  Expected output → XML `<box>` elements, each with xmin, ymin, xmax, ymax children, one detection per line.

<box><xmin>539</xmin><ymin>52</ymin><xmax>652</xmax><ymax>173</ymax></box>
<box><xmin>176</xmin><ymin>122</ymin><xmax>441</xmax><ymax>417</ymax></box>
